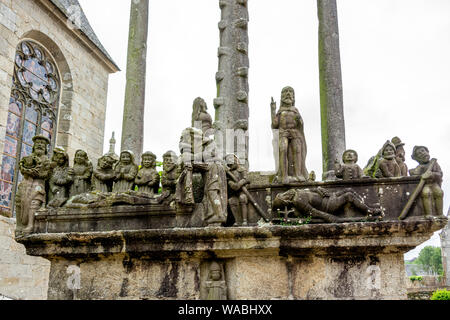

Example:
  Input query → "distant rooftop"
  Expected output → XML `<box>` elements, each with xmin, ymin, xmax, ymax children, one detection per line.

<box><xmin>49</xmin><ymin>0</ymin><xmax>120</xmax><ymax>71</ymax></box>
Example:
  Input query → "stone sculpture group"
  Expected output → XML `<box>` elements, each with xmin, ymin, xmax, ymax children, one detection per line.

<box><xmin>14</xmin><ymin>90</ymin><xmax>444</xmax><ymax>239</ymax></box>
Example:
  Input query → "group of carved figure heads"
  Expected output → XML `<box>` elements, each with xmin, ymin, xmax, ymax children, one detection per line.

<box><xmin>14</xmin><ymin>133</ymin><xmax>183</xmax><ymax>235</ymax></box>
<box><xmin>14</xmin><ymin>87</ymin><xmax>445</xmax><ymax>235</ymax></box>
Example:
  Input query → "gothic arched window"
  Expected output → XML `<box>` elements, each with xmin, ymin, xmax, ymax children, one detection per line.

<box><xmin>0</xmin><ymin>40</ymin><xmax>60</xmax><ymax>215</ymax></box>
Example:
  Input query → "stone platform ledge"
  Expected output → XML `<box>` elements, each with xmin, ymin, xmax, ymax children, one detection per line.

<box><xmin>17</xmin><ymin>217</ymin><xmax>447</xmax><ymax>259</ymax></box>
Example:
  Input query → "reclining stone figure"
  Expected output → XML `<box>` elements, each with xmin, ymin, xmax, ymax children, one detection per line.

<box><xmin>273</xmin><ymin>187</ymin><xmax>382</xmax><ymax>223</ymax></box>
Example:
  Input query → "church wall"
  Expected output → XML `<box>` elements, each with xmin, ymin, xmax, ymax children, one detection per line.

<box><xmin>0</xmin><ymin>0</ymin><xmax>110</xmax><ymax>165</ymax></box>
<box><xmin>0</xmin><ymin>0</ymin><xmax>112</xmax><ymax>299</ymax></box>
<box><xmin>0</xmin><ymin>215</ymin><xmax>50</xmax><ymax>299</ymax></box>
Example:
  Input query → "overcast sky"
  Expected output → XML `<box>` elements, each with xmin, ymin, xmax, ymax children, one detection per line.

<box><xmin>78</xmin><ymin>0</ymin><xmax>450</xmax><ymax>259</ymax></box>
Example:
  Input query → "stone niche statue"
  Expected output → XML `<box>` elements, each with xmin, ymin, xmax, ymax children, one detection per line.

<box><xmin>135</xmin><ymin>151</ymin><xmax>160</xmax><ymax>196</ymax></box>
<box><xmin>92</xmin><ymin>154</ymin><xmax>118</xmax><ymax>193</ymax></box>
<box><xmin>273</xmin><ymin>187</ymin><xmax>382</xmax><ymax>223</ymax></box>
<box><xmin>378</xmin><ymin>140</ymin><xmax>401</xmax><ymax>178</ymax></box>
<box><xmin>409</xmin><ymin>146</ymin><xmax>443</xmax><ymax>216</ymax></box>
<box><xmin>202</xmin><ymin>261</ymin><xmax>227</xmax><ymax>300</ymax></box>
<box><xmin>225</xmin><ymin>154</ymin><xmax>250</xmax><ymax>226</ymax></box>
<box><xmin>271</xmin><ymin>86</ymin><xmax>308</xmax><ymax>184</ymax></box>
<box><xmin>113</xmin><ymin>150</ymin><xmax>138</xmax><ymax>193</ymax></box>
<box><xmin>160</xmin><ymin>150</ymin><xmax>179</xmax><ymax>201</ymax></box>
<box><xmin>48</xmin><ymin>147</ymin><xmax>73</xmax><ymax>208</ymax></box>
<box><xmin>391</xmin><ymin>136</ymin><xmax>408</xmax><ymax>177</ymax></box>
<box><xmin>15</xmin><ymin>135</ymin><xmax>52</xmax><ymax>236</ymax></box>
<box><xmin>334</xmin><ymin>149</ymin><xmax>365</xmax><ymax>180</ymax></box>
<box><xmin>192</xmin><ymin>97</ymin><xmax>213</xmax><ymax>136</ymax></box>
<box><xmin>68</xmin><ymin>150</ymin><xmax>93</xmax><ymax>197</ymax></box>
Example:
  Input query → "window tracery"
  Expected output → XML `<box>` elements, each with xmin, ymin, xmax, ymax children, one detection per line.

<box><xmin>0</xmin><ymin>40</ymin><xmax>60</xmax><ymax>215</ymax></box>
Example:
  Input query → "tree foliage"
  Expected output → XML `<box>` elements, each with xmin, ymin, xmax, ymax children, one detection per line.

<box><xmin>431</xmin><ymin>289</ymin><xmax>450</xmax><ymax>300</ymax></box>
<box><xmin>414</xmin><ymin>246</ymin><xmax>443</xmax><ymax>275</ymax></box>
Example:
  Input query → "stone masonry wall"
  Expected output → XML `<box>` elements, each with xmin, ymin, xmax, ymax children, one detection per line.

<box><xmin>0</xmin><ymin>215</ymin><xmax>50</xmax><ymax>299</ymax></box>
<box><xmin>0</xmin><ymin>0</ymin><xmax>110</xmax><ymax>164</ymax></box>
<box><xmin>0</xmin><ymin>0</ymin><xmax>112</xmax><ymax>299</ymax></box>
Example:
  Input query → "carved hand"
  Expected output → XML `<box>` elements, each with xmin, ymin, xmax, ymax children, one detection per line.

<box><xmin>270</xmin><ymin>97</ymin><xmax>276</xmax><ymax>115</ymax></box>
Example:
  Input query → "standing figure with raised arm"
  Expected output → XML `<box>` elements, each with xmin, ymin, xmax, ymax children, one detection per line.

<box><xmin>271</xmin><ymin>86</ymin><xmax>308</xmax><ymax>184</ymax></box>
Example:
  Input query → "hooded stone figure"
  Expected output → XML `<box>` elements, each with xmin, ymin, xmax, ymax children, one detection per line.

<box><xmin>205</xmin><ymin>261</ymin><xmax>227</xmax><ymax>300</ymax></box>
<box><xmin>378</xmin><ymin>140</ymin><xmax>401</xmax><ymax>178</ymax></box>
<box><xmin>68</xmin><ymin>149</ymin><xmax>93</xmax><ymax>197</ymax></box>
<box><xmin>391</xmin><ymin>136</ymin><xmax>408</xmax><ymax>177</ymax></box>
<box><xmin>92</xmin><ymin>154</ymin><xmax>118</xmax><ymax>193</ymax></box>
<box><xmin>191</xmin><ymin>97</ymin><xmax>213</xmax><ymax>136</ymax></box>
<box><xmin>113</xmin><ymin>150</ymin><xmax>138</xmax><ymax>193</ymax></box>
<box><xmin>135</xmin><ymin>151</ymin><xmax>160</xmax><ymax>195</ymax></box>
<box><xmin>48</xmin><ymin>146</ymin><xmax>73</xmax><ymax>207</ymax></box>
<box><xmin>201</xmin><ymin>137</ymin><xmax>228</xmax><ymax>226</ymax></box>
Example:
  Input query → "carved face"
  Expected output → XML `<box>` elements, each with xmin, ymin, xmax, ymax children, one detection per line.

<box><xmin>142</xmin><ymin>155</ymin><xmax>155</xmax><ymax>168</ymax></box>
<box><xmin>120</xmin><ymin>152</ymin><xmax>131</xmax><ymax>165</ymax></box>
<box><xmin>200</xmin><ymin>99</ymin><xmax>207</xmax><ymax>112</ymax></box>
<box><xmin>225</xmin><ymin>154</ymin><xmax>239</xmax><ymax>169</ymax></box>
<box><xmin>99</xmin><ymin>156</ymin><xmax>113</xmax><ymax>169</ymax></box>
<box><xmin>343</xmin><ymin>151</ymin><xmax>357</xmax><ymax>164</ymax></box>
<box><xmin>281</xmin><ymin>87</ymin><xmax>295</xmax><ymax>106</ymax></box>
<box><xmin>210</xmin><ymin>270</ymin><xmax>221</xmax><ymax>281</ymax></box>
<box><xmin>414</xmin><ymin>147</ymin><xmax>430</xmax><ymax>164</ymax></box>
<box><xmin>383</xmin><ymin>145</ymin><xmax>396</xmax><ymax>160</ymax></box>
<box><xmin>54</xmin><ymin>152</ymin><xmax>66</xmax><ymax>166</ymax></box>
<box><xmin>74</xmin><ymin>151</ymin><xmax>87</xmax><ymax>164</ymax></box>
<box><xmin>163</xmin><ymin>155</ymin><xmax>176</xmax><ymax>171</ymax></box>
<box><xmin>395</xmin><ymin>146</ymin><xmax>405</xmax><ymax>162</ymax></box>
<box><xmin>33</xmin><ymin>139</ymin><xmax>48</xmax><ymax>156</ymax></box>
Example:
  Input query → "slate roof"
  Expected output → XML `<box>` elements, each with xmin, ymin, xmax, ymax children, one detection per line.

<box><xmin>49</xmin><ymin>0</ymin><xmax>120</xmax><ymax>71</ymax></box>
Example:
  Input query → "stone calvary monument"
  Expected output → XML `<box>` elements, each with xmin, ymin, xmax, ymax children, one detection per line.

<box><xmin>15</xmin><ymin>0</ymin><xmax>447</xmax><ymax>300</ymax></box>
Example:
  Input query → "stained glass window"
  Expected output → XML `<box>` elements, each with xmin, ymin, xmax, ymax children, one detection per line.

<box><xmin>0</xmin><ymin>41</ymin><xmax>60</xmax><ymax>216</ymax></box>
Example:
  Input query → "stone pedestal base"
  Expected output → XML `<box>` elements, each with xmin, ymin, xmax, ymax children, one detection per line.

<box><xmin>17</xmin><ymin>218</ymin><xmax>447</xmax><ymax>300</ymax></box>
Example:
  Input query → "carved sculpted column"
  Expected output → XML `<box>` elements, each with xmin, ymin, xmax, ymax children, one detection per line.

<box><xmin>121</xmin><ymin>0</ymin><xmax>149</xmax><ymax>161</ymax></box>
<box><xmin>317</xmin><ymin>0</ymin><xmax>346</xmax><ymax>178</ymax></box>
<box><xmin>214</xmin><ymin>0</ymin><xmax>250</xmax><ymax>167</ymax></box>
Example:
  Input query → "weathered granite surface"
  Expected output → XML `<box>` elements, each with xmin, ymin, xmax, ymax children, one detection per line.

<box><xmin>32</xmin><ymin>177</ymin><xmax>429</xmax><ymax>233</ymax></box>
<box><xmin>17</xmin><ymin>218</ymin><xmax>447</xmax><ymax>300</ymax></box>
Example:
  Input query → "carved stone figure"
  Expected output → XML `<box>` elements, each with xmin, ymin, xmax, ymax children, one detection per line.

<box><xmin>175</xmin><ymin>127</ymin><xmax>204</xmax><ymax>205</ymax></box>
<box><xmin>391</xmin><ymin>136</ymin><xmax>408</xmax><ymax>177</ymax></box>
<box><xmin>68</xmin><ymin>150</ymin><xmax>93</xmax><ymax>197</ymax></box>
<box><xmin>378</xmin><ymin>141</ymin><xmax>401</xmax><ymax>178</ymax></box>
<box><xmin>92</xmin><ymin>154</ymin><xmax>118</xmax><ymax>193</ymax></box>
<box><xmin>113</xmin><ymin>150</ymin><xmax>138</xmax><ymax>193</ymax></box>
<box><xmin>225</xmin><ymin>154</ymin><xmax>250</xmax><ymax>226</ymax></box>
<box><xmin>273</xmin><ymin>187</ymin><xmax>382</xmax><ymax>223</ymax></box>
<box><xmin>271</xmin><ymin>86</ymin><xmax>308</xmax><ymax>184</ymax></box>
<box><xmin>15</xmin><ymin>135</ymin><xmax>52</xmax><ymax>235</ymax></box>
<box><xmin>334</xmin><ymin>149</ymin><xmax>365</xmax><ymax>180</ymax></box>
<box><xmin>205</xmin><ymin>261</ymin><xmax>227</xmax><ymax>300</ymax></box>
<box><xmin>409</xmin><ymin>146</ymin><xmax>443</xmax><ymax>216</ymax></box>
<box><xmin>160</xmin><ymin>150</ymin><xmax>179</xmax><ymax>201</ymax></box>
<box><xmin>135</xmin><ymin>151</ymin><xmax>160</xmax><ymax>196</ymax></box>
<box><xmin>48</xmin><ymin>147</ymin><xmax>73</xmax><ymax>207</ymax></box>
<box><xmin>200</xmin><ymin>137</ymin><xmax>228</xmax><ymax>226</ymax></box>
<box><xmin>192</xmin><ymin>97</ymin><xmax>213</xmax><ymax>136</ymax></box>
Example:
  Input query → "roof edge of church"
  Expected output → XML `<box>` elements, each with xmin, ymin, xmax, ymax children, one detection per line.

<box><xmin>47</xmin><ymin>0</ymin><xmax>120</xmax><ymax>72</ymax></box>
